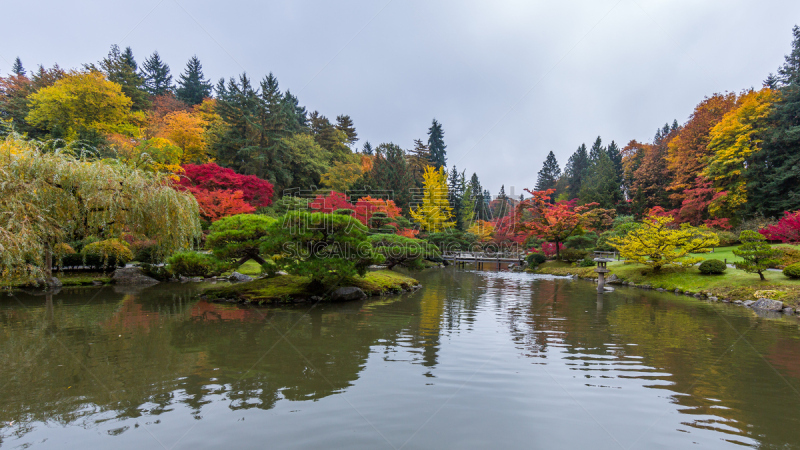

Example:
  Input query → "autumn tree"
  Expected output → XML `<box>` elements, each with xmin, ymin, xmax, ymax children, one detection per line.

<box><xmin>703</xmin><ymin>89</ymin><xmax>776</xmax><ymax>220</ymax></box>
<box><xmin>359</xmin><ymin>143</ymin><xmax>415</xmax><ymax>211</ymax></box>
<box><xmin>760</xmin><ymin>210</ymin><xmax>800</xmax><ymax>243</ymax></box>
<box><xmin>321</xmin><ymin>156</ymin><xmax>362</xmax><ymax>193</ymax></box>
<box><xmin>95</xmin><ymin>45</ymin><xmax>149</xmax><ymax>111</ymax></box>
<box><xmin>516</xmin><ymin>189</ymin><xmax>614</xmax><ymax>259</ymax></box>
<box><xmin>666</xmin><ymin>93</ymin><xmax>737</xmax><ymax>202</ymax></box>
<box><xmin>0</xmin><ymin>136</ymin><xmax>201</xmax><ymax>285</ymax></box>
<box><xmin>178</xmin><ymin>163</ymin><xmax>274</xmax><ymax>208</ymax></box>
<box><xmin>410</xmin><ymin>166</ymin><xmax>455</xmax><ymax>232</ymax></box>
<box><xmin>609</xmin><ymin>213</ymin><xmax>719</xmax><ymax>272</ymax></box>
<box><xmin>192</xmin><ymin>189</ymin><xmax>255</xmax><ymax>222</ymax></box>
<box><xmin>26</xmin><ymin>71</ymin><xmax>133</xmax><ymax>141</ymax></box>
<box><xmin>159</xmin><ymin>110</ymin><xmax>208</xmax><ymax>163</ymax></box>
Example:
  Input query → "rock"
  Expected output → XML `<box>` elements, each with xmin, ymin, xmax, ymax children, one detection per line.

<box><xmin>228</xmin><ymin>272</ymin><xmax>254</xmax><ymax>283</ymax></box>
<box><xmin>743</xmin><ymin>300</ymin><xmax>755</xmax><ymax>307</ymax></box>
<box><xmin>607</xmin><ymin>274</ymin><xmax>621</xmax><ymax>284</ymax></box>
<box><xmin>111</xmin><ymin>267</ymin><xmax>159</xmax><ymax>285</ymax></box>
<box><xmin>674</xmin><ymin>288</ymin><xmax>683</xmax><ymax>294</ymax></box>
<box><xmin>734</xmin><ymin>300</ymin><xmax>744</xmax><ymax>305</ymax></box>
<box><xmin>191</xmin><ymin>277</ymin><xmax>204</xmax><ymax>282</ymax></box>
<box><xmin>783</xmin><ymin>307</ymin><xmax>795</xmax><ymax>315</ymax></box>
<box><xmin>641</xmin><ymin>284</ymin><xmax>653</xmax><ymax>290</ymax></box>
<box><xmin>330</xmin><ymin>287</ymin><xmax>367</xmax><ymax>302</ymax></box>
<box><xmin>751</xmin><ymin>298</ymin><xmax>784</xmax><ymax>311</ymax></box>
<box><xmin>603</xmin><ymin>286</ymin><xmax>615</xmax><ymax>292</ymax></box>
<box><xmin>708</xmin><ymin>296</ymin><xmax>718</xmax><ymax>302</ymax></box>
<box><xmin>92</xmin><ymin>280</ymin><xmax>105</xmax><ymax>286</ymax></box>
<box><xmin>310</xmin><ymin>296</ymin><xmax>323</xmax><ymax>302</ymax></box>
<box><xmin>656</xmin><ymin>288</ymin><xmax>666</xmax><ymax>292</ymax></box>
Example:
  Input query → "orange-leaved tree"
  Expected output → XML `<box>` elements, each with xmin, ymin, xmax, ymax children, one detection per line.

<box><xmin>516</xmin><ymin>189</ymin><xmax>614</xmax><ymax>259</ymax></box>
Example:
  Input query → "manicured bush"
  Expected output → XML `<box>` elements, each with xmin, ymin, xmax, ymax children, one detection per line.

<box><xmin>564</xmin><ymin>232</ymin><xmax>598</xmax><ymax>250</ymax></box>
<box><xmin>526</xmin><ymin>252</ymin><xmax>547</xmax><ymax>267</ymax></box>
<box><xmin>716</xmin><ymin>231</ymin><xmax>739</xmax><ymax>247</ymax></box>
<box><xmin>83</xmin><ymin>239</ymin><xmax>134</xmax><ymax>270</ymax></box>
<box><xmin>698</xmin><ymin>259</ymin><xmax>727</xmax><ymax>274</ymax></box>
<box><xmin>774</xmin><ymin>246</ymin><xmax>800</xmax><ymax>267</ymax></box>
<box><xmin>577</xmin><ymin>258</ymin><xmax>596</xmax><ymax>267</ymax></box>
<box><xmin>784</xmin><ymin>262</ymin><xmax>800</xmax><ymax>279</ymax></box>
<box><xmin>167</xmin><ymin>251</ymin><xmax>228</xmax><ymax>277</ymax></box>
<box><xmin>560</xmin><ymin>248</ymin><xmax>588</xmax><ymax>263</ymax></box>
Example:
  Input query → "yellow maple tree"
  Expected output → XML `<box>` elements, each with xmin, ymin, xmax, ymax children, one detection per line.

<box><xmin>467</xmin><ymin>220</ymin><xmax>495</xmax><ymax>242</ymax></box>
<box><xmin>158</xmin><ymin>110</ymin><xmax>209</xmax><ymax>164</ymax></box>
<box><xmin>410</xmin><ymin>166</ymin><xmax>454</xmax><ymax>232</ymax></box>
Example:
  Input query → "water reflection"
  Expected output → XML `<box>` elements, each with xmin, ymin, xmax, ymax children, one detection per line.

<box><xmin>1</xmin><ymin>269</ymin><xmax>800</xmax><ymax>449</ymax></box>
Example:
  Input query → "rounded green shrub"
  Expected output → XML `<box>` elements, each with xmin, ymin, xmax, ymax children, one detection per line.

<box><xmin>698</xmin><ymin>259</ymin><xmax>727</xmax><ymax>274</ymax></box>
<box><xmin>578</xmin><ymin>258</ymin><xmax>596</xmax><ymax>267</ymax></box>
<box><xmin>167</xmin><ymin>251</ymin><xmax>228</xmax><ymax>277</ymax></box>
<box><xmin>560</xmin><ymin>248</ymin><xmax>588</xmax><ymax>263</ymax></box>
<box><xmin>784</xmin><ymin>262</ymin><xmax>800</xmax><ymax>279</ymax></box>
<box><xmin>526</xmin><ymin>252</ymin><xmax>547</xmax><ymax>267</ymax></box>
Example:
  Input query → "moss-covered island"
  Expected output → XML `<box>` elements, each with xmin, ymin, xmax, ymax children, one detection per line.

<box><xmin>202</xmin><ymin>270</ymin><xmax>420</xmax><ymax>305</ymax></box>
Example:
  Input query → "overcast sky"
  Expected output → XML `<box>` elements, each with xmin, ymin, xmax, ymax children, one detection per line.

<box><xmin>2</xmin><ymin>0</ymin><xmax>798</xmax><ymax>196</ymax></box>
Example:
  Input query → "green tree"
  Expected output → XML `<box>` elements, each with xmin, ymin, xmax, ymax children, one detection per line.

<box><xmin>360</xmin><ymin>143</ymin><xmax>415</xmax><ymax>211</ymax></box>
<box><xmin>588</xmin><ymin>136</ymin><xmax>604</xmax><ymax>161</ymax></box>
<box><xmin>535</xmin><ymin>151</ymin><xmax>561</xmax><ymax>191</ymax></box>
<box><xmin>262</xmin><ymin>211</ymin><xmax>383</xmax><ymax>287</ymax></box>
<box><xmin>362</xmin><ymin>141</ymin><xmax>373</xmax><ymax>155</ymax></box>
<box><xmin>368</xmin><ymin>234</ymin><xmax>440</xmax><ymax>270</ymax></box>
<box><xmin>141</xmin><ymin>51</ymin><xmax>173</xmax><ymax>96</ymax></box>
<box><xmin>579</xmin><ymin>151</ymin><xmax>622</xmax><ymax>208</ymax></box>
<box><xmin>283</xmin><ymin>133</ymin><xmax>331</xmax><ymax>188</ymax></box>
<box><xmin>96</xmin><ymin>45</ymin><xmax>149</xmax><ymax>111</ymax></box>
<box><xmin>176</xmin><ymin>55</ymin><xmax>212</xmax><ymax>105</ymax></box>
<box><xmin>206</xmin><ymin>214</ymin><xmax>276</xmax><ymax>265</ymax></box>
<box><xmin>733</xmin><ymin>230</ymin><xmax>782</xmax><ymax>281</ymax></box>
<box><xmin>0</xmin><ymin>136</ymin><xmax>201</xmax><ymax>285</ymax></box>
<box><xmin>448</xmin><ymin>166</ymin><xmax>465</xmax><ymax>229</ymax></box>
<box><xmin>427</xmin><ymin>118</ymin><xmax>447</xmax><ymax>169</ymax></box>
<box><xmin>565</xmin><ymin>143</ymin><xmax>588</xmax><ymax>199</ymax></box>
<box><xmin>335</xmin><ymin>114</ymin><xmax>358</xmax><ymax>146</ymax></box>
<box><xmin>606</xmin><ymin>140</ymin><xmax>623</xmax><ymax>184</ymax></box>
<box><xmin>11</xmin><ymin>57</ymin><xmax>25</xmax><ymax>77</ymax></box>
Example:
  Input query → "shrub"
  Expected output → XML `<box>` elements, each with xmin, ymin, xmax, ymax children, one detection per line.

<box><xmin>206</xmin><ymin>214</ymin><xmax>276</xmax><ymax>264</ymax></box>
<box><xmin>83</xmin><ymin>239</ymin><xmax>134</xmax><ymax>270</ymax></box>
<box><xmin>698</xmin><ymin>259</ymin><xmax>727</xmax><ymax>274</ymax></box>
<box><xmin>784</xmin><ymin>262</ymin><xmax>800</xmax><ymax>279</ymax></box>
<box><xmin>774</xmin><ymin>246</ymin><xmax>800</xmax><ymax>267</ymax></box>
<box><xmin>716</xmin><ymin>231</ymin><xmax>739</xmax><ymax>247</ymax></box>
<box><xmin>560</xmin><ymin>248</ymin><xmax>588</xmax><ymax>263</ymax></box>
<box><xmin>526</xmin><ymin>252</ymin><xmax>547</xmax><ymax>267</ymax></box>
<box><xmin>577</xmin><ymin>258</ymin><xmax>596</xmax><ymax>267</ymax></box>
<box><xmin>564</xmin><ymin>232</ymin><xmax>598</xmax><ymax>250</ymax></box>
<box><xmin>167</xmin><ymin>251</ymin><xmax>228</xmax><ymax>277</ymax></box>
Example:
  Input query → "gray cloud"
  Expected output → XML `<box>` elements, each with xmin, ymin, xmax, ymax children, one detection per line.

<box><xmin>2</xmin><ymin>0</ymin><xmax>797</xmax><ymax>194</ymax></box>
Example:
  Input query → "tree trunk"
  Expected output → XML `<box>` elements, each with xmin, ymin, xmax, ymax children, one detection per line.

<box><xmin>759</xmin><ymin>271</ymin><xmax>766</xmax><ymax>281</ymax></box>
<box><xmin>44</xmin><ymin>244</ymin><xmax>53</xmax><ymax>281</ymax></box>
<box><xmin>555</xmin><ymin>240</ymin><xmax>561</xmax><ymax>260</ymax></box>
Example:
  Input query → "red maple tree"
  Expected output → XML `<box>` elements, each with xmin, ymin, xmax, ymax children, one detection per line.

<box><xmin>761</xmin><ymin>210</ymin><xmax>800</xmax><ymax>243</ymax></box>
<box><xmin>178</xmin><ymin>163</ymin><xmax>274</xmax><ymax>208</ymax></box>
<box><xmin>191</xmin><ymin>189</ymin><xmax>255</xmax><ymax>222</ymax></box>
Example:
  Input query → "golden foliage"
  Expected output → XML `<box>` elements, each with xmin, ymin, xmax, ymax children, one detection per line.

<box><xmin>409</xmin><ymin>166</ymin><xmax>454</xmax><ymax>232</ymax></box>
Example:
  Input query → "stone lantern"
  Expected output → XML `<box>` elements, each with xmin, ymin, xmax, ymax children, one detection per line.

<box><xmin>594</xmin><ymin>257</ymin><xmax>613</xmax><ymax>294</ymax></box>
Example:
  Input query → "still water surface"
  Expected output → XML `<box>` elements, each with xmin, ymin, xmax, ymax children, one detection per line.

<box><xmin>2</xmin><ymin>268</ymin><xmax>800</xmax><ymax>449</ymax></box>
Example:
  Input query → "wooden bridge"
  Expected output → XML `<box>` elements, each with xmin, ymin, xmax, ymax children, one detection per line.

<box><xmin>442</xmin><ymin>251</ymin><xmax>526</xmax><ymax>269</ymax></box>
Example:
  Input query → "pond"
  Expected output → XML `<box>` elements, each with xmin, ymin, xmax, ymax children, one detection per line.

<box><xmin>2</xmin><ymin>268</ymin><xmax>800</xmax><ymax>449</ymax></box>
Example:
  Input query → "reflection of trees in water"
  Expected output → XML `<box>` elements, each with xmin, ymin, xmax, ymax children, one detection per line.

<box><xmin>0</xmin><ymin>284</ymin><xmax>438</xmax><ymax>441</ymax></box>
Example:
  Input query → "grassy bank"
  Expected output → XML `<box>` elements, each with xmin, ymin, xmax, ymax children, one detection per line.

<box><xmin>533</xmin><ymin>260</ymin><xmax>800</xmax><ymax>306</ymax></box>
<box><xmin>203</xmin><ymin>270</ymin><xmax>420</xmax><ymax>304</ymax></box>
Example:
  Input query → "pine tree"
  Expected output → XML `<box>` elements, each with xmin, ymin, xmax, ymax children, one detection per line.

<box><xmin>97</xmin><ymin>45</ymin><xmax>149</xmax><ymax>110</ymax></box>
<box><xmin>748</xmin><ymin>25</ymin><xmax>800</xmax><ymax>217</ymax></box>
<box><xmin>483</xmin><ymin>189</ymin><xmax>492</xmax><ymax>219</ymax></box>
<box><xmin>461</xmin><ymin>182</ymin><xmax>476</xmax><ymax>229</ymax></box>
<box><xmin>335</xmin><ymin>114</ymin><xmax>358</xmax><ymax>146</ymax></box>
<box><xmin>535</xmin><ymin>151</ymin><xmax>561</xmax><ymax>191</ymax></box>
<box><xmin>565</xmin><ymin>144</ymin><xmax>589</xmax><ymax>199</ymax></box>
<box><xmin>589</xmin><ymin>136</ymin><xmax>604</xmax><ymax>161</ymax></box>
<box><xmin>492</xmin><ymin>185</ymin><xmax>510</xmax><ymax>218</ymax></box>
<box><xmin>427</xmin><ymin>118</ymin><xmax>447</xmax><ymax>169</ymax></box>
<box><xmin>141</xmin><ymin>51</ymin><xmax>173</xmax><ymax>96</ymax></box>
<box><xmin>11</xmin><ymin>57</ymin><xmax>25</xmax><ymax>77</ymax></box>
<box><xmin>407</xmin><ymin>138</ymin><xmax>431</xmax><ymax>188</ymax></box>
<box><xmin>176</xmin><ymin>55</ymin><xmax>212</xmax><ymax>105</ymax></box>
<box><xmin>362</xmin><ymin>141</ymin><xmax>373</xmax><ymax>155</ymax></box>
<box><xmin>579</xmin><ymin>151</ymin><xmax>622</xmax><ymax>208</ymax></box>
<box><xmin>282</xmin><ymin>90</ymin><xmax>308</xmax><ymax>133</ymax></box>
<box><xmin>469</xmin><ymin>173</ymin><xmax>487</xmax><ymax>221</ymax></box>
<box><xmin>605</xmin><ymin>140</ymin><xmax>623</xmax><ymax>184</ymax></box>
<box><xmin>448</xmin><ymin>166</ymin><xmax>464</xmax><ymax>229</ymax></box>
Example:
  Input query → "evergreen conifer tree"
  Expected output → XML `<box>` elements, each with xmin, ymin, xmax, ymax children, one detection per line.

<box><xmin>176</xmin><ymin>55</ymin><xmax>212</xmax><ymax>105</ymax></box>
<box><xmin>483</xmin><ymin>189</ymin><xmax>492</xmax><ymax>219</ymax></box>
<box><xmin>97</xmin><ymin>45</ymin><xmax>149</xmax><ymax>110</ymax></box>
<box><xmin>11</xmin><ymin>57</ymin><xmax>25</xmax><ymax>77</ymax></box>
<box><xmin>579</xmin><ymin>151</ymin><xmax>622</xmax><ymax>208</ymax></box>
<box><xmin>141</xmin><ymin>51</ymin><xmax>173</xmax><ymax>96</ymax></box>
<box><xmin>335</xmin><ymin>114</ymin><xmax>358</xmax><ymax>146</ymax></box>
<box><xmin>535</xmin><ymin>151</ymin><xmax>561</xmax><ymax>191</ymax></box>
<box><xmin>589</xmin><ymin>136</ymin><xmax>604</xmax><ymax>161</ymax></box>
<box><xmin>565</xmin><ymin>144</ymin><xmax>589</xmax><ymax>199</ymax></box>
<box><xmin>427</xmin><ymin>118</ymin><xmax>447</xmax><ymax>169</ymax></box>
<box><xmin>448</xmin><ymin>166</ymin><xmax>465</xmax><ymax>229</ymax></box>
<box><xmin>362</xmin><ymin>141</ymin><xmax>373</xmax><ymax>156</ymax></box>
<box><xmin>605</xmin><ymin>140</ymin><xmax>624</xmax><ymax>184</ymax></box>
<box><xmin>469</xmin><ymin>173</ymin><xmax>487</xmax><ymax>221</ymax></box>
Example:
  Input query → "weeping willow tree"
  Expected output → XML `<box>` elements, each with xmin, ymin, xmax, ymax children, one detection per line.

<box><xmin>0</xmin><ymin>136</ymin><xmax>202</xmax><ymax>285</ymax></box>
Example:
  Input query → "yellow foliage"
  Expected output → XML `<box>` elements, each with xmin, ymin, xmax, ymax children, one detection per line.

<box><xmin>467</xmin><ymin>220</ymin><xmax>495</xmax><ymax>242</ymax></box>
<box><xmin>410</xmin><ymin>166</ymin><xmax>454</xmax><ymax>232</ymax></box>
<box><xmin>703</xmin><ymin>88</ymin><xmax>776</xmax><ymax>216</ymax></box>
<box><xmin>609</xmin><ymin>214</ymin><xmax>719</xmax><ymax>271</ymax></box>
<box><xmin>159</xmin><ymin>110</ymin><xmax>208</xmax><ymax>164</ymax></box>
<box><xmin>321</xmin><ymin>159</ymin><xmax>363</xmax><ymax>192</ymax></box>
<box><xmin>109</xmin><ymin>134</ymin><xmax>183</xmax><ymax>176</ymax></box>
<box><xmin>26</xmin><ymin>70</ymin><xmax>133</xmax><ymax>140</ymax></box>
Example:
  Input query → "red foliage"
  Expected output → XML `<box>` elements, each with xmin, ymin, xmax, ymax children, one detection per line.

<box><xmin>541</xmin><ymin>242</ymin><xmax>565</xmax><ymax>258</ymax></box>
<box><xmin>665</xmin><ymin>177</ymin><xmax>730</xmax><ymax>229</ymax></box>
<box><xmin>491</xmin><ymin>215</ymin><xmax>526</xmax><ymax>246</ymax></box>
<box><xmin>309</xmin><ymin>192</ymin><xmax>402</xmax><ymax>228</ymax></box>
<box><xmin>761</xmin><ymin>210</ymin><xmax>800</xmax><ymax>243</ymax></box>
<box><xmin>309</xmin><ymin>191</ymin><xmax>355</xmax><ymax>214</ymax></box>
<box><xmin>191</xmin><ymin>188</ymin><xmax>255</xmax><ymax>222</ymax></box>
<box><xmin>397</xmin><ymin>229</ymin><xmax>419</xmax><ymax>238</ymax></box>
<box><xmin>178</xmin><ymin>163</ymin><xmax>274</xmax><ymax>208</ymax></box>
